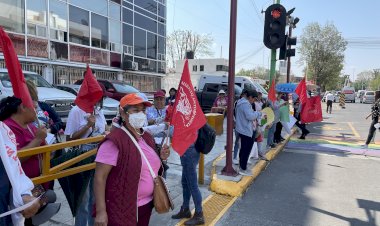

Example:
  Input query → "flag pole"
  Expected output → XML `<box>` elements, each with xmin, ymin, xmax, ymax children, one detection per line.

<box><xmin>222</xmin><ymin>0</ymin><xmax>238</xmax><ymax>176</ymax></box>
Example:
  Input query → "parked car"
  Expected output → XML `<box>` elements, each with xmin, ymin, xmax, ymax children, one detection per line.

<box><xmin>361</xmin><ymin>91</ymin><xmax>375</xmax><ymax>104</ymax></box>
<box><xmin>0</xmin><ymin>69</ymin><xmax>76</xmax><ymax>122</ymax></box>
<box><xmin>342</xmin><ymin>86</ymin><xmax>356</xmax><ymax>103</ymax></box>
<box><xmin>196</xmin><ymin>83</ymin><xmax>242</xmax><ymax>112</ymax></box>
<box><xmin>322</xmin><ymin>91</ymin><xmax>339</xmax><ymax>102</ymax></box>
<box><xmin>55</xmin><ymin>84</ymin><xmax>119</xmax><ymax>121</ymax></box>
<box><xmin>74</xmin><ymin>79</ymin><xmax>153</xmax><ymax>101</ymax></box>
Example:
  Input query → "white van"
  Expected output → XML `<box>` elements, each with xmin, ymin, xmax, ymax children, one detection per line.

<box><xmin>198</xmin><ymin>75</ymin><xmax>268</xmax><ymax>95</ymax></box>
<box><xmin>342</xmin><ymin>86</ymin><xmax>356</xmax><ymax>103</ymax></box>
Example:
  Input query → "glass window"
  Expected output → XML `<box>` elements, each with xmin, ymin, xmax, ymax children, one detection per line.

<box><xmin>123</xmin><ymin>23</ymin><xmax>133</xmax><ymax>46</ymax></box>
<box><xmin>147</xmin><ymin>32</ymin><xmax>156</xmax><ymax>59</ymax></box>
<box><xmin>122</xmin><ymin>1</ymin><xmax>133</xmax><ymax>9</ymax></box>
<box><xmin>158</xmin><ymin>3</ymin><xmax>165</xmax><ymax>18</ymax></box>
<box><xmin>134</xmin><ymin>13</ymin><xmax>156</xmax><ymax>33</ymax></box>
<box><xmin>91</xmin><ymin>13</ymin><xmax>108</xmax><ymax>49</ymax></box>
<box><xmin>109</xmin><ymin>20</ymin><xmax>121</xmax><ymax>52</ymax></box>
<box><xmin>49</xmin><ymin>0</ymin><xmax>67</xmax><ymax>30</ymax></box>
<box><xmin>134</xmin><ymin>28</ymin><xmax>146</xmax><ymax>57</ymax></box>
<box><xmin>205</xmin><ymin>84</ymin><xmax>219</xmax><ymax>93</ymax></box>
<box><xmin>158</xmin><ymin>23</ymin><xmax>165</xmax><ymax>36</ymax></box>
<box><xmin>70</xmin><ymin>0</ymin><xmax>107</xmax><ymax>16</ymax></box>
<box><xmin>135</xmin><ymin>7</ymin><xmax>156</xmax><ymax>20</ymax></box>
<box><xmin>193</xmin><ymin>65</ymin><xmax>197</xmax><ymax>72</ymax></box>
<box><xmin>50</xmin><ymin>41</ymin><xmax>68</xmax><ymax>60</ymax></box>
<box><xmin>109</xmin><ymin>2</ymin><xmax>120</xmax><ymax>20</ymax></box>
<box><xmin>122</xmin><ymin>8</ymin><xmax>133</xmax><ymax>24</ymax></box>
<box><xmin>27</xmin><ymin>0</ymin><xmax>47</xmax><ymax>26</ymax></box>
<box><xmin>0</xmin><ymin>0</ymin><xmax>25</xmax><ymax>33</ymax></box>
<box><xmin>69</xmin><ymin>5</ymin><xmax>90</xmax><ymax>45</ymax></box>
<box><xmin>114</xmin><ymin>83</ymin><xmax>139</xmax><ymax>93</ymax></box>
<box><xmin>50</xmin><ymin>29</ymin><xmax>67</xmax><ymax>42</ymax></box>
<box><xmin>157</xmin><ymin>36</ymin><xmax>165</xmax><ymax>54</ymax></box>
<box><xmin>110</xmin><ymin>0</ymin><xmax>121</xmax><ymax>4</ymax></box>
<box><xmin>135</xmin><ymin>0</ymin><xmax>157</xmax><ymax>14</ymax></box>
<box><xmin>200</xmin><ymin>65</ymin><xmax>204</xmax><ymax>71</ymax></box>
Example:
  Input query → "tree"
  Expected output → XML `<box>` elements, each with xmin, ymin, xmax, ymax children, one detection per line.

<box><xmin>166</xmin><ymin>30</ymin><xmax>214</xmax><ymax>68</ymax></box>
<box><xmin>236</xmin><ymin>66</ymin><xmax>282</xmax><ymax>82</ymax></box>
<box><xmin>355</xmin><ymin>70</ymin><xmax>374</xmax><ymax>90</ymax></box>
<box><xmin>298</xmin><ymin>22</ymin><xmax>347</xmax><ymax>91</ymax></box>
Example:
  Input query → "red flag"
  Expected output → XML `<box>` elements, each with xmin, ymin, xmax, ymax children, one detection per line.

<box><xmin>295</xmin><ymin>77</ymin><xmax>307</xmax><ymax>105</ymax></box>
<box><xmin>301</xmin><ymin>96</ymin><xmax>322</xmax><ymax>123</ymax></box>
<box><xmin>171</xmin><ymin>60</ymin><xmax>206</xmax><ymax>156</ymax></box>
<box><xmin>74</xmin><ymin>65</ymin><xmax>103</xmax><ymax>113</ymax></box>
<box><xmin>268</xmin><ymin>79</ymin><xmax>276</xmax><ymax>103</ymax></box>
<box><xmin>0</xmin><ymin>27</ymin><xmax>33</xmax><ymax>109</ymax></box>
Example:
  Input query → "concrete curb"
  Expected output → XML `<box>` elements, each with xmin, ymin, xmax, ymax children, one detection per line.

<box><xmin>210</xmin><ymin>130</ymin><xmax>296</xmax><ymax>197</ymax></box>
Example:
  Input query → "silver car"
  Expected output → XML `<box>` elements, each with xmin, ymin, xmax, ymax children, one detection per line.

<box><xmin>55</xmin><ymin>84</ymin><xmax>119</xmax><ymax>121</ymax></box>
<box><xmin>362</xmin><ymin>91</ymin><xmax>375</xmax><ymax>104</ymax></box>
<box><xmin>0</xmin><ymin>69</ymin><xmax>76</xmax><ymax>122</ymax></box>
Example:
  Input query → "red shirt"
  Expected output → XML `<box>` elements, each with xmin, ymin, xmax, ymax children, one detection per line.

<box><xmin>3</xmin><ymin>118</ymin><xmax>45</xmax><ymax>181</ymax></box>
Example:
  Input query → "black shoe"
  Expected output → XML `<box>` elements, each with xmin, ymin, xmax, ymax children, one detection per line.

<box><xmin>270</xmin><ymin>144</ymin><xmax>277</xmax><ymax>148</ymax></box>
<box><xmin>184</xmin><ymin>211</ymin><xmax>205</xmax><ymax>225</ymax></box>
<box><xmin>299</xmin><ymin>135</ymin><xmax>305</xmax><ymax>140</ymax></box>
<box><xmin>305</xmin><ymin>130</ymin><xmax>310</xmax><ymax>136</ymax></box>
<box><xmin>172</xmin><ymin>207</ymin><xmax>192</xmax><ymax>219</ymax></box>
<box><xmin>280</xmin><ymin>137</ymin><xmax>285</xmax><ymax>142</ymax></box>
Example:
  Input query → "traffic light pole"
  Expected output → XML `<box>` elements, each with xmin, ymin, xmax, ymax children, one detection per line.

<box><xmin>269</xmin><ymin>0</ymin><xmax>280</xmax><ymax>84</ymax></box>
<box><xmin>286</xmin><ymin>24</ymin><xmax>292</xmax><ymax>83</ymax></box>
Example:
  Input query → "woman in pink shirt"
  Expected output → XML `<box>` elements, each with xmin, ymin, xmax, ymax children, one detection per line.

<box><xmin>94</xmin><ymin>93</ymin><xmax>170</xmax><ymax>226</ymax></box>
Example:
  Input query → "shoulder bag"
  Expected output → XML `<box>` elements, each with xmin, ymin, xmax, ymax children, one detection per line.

<box><xmin>120</xmin><ymin>127</ymin><xmax>174</xmax><ymax>214</ymax></box>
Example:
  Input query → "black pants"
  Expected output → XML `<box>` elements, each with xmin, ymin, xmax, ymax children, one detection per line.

<box><xmin>327</xmin><ymin>100</ymin><xmax>333</xmax><ymax>113</ymax></box>
<box><xmin>239</xmin><ymin>133</ymin><xmax>256</xmax><ymax>170</ymax></box>
<box><xmin>295</xmin><ymin>114</ymin><xmax>309</xmax><ymax>135</ymax></box>
<box><xmin>366</xmin><ymin>120</ymin><xmax>377</xmax><ymax>145</ymax></box>
<box><xmin>274</xmin><ymin>122</ymin><xmax>283</xmax><ymax>143</ymax></box>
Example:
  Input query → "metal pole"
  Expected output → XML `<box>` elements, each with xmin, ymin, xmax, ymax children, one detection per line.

<box><xmin>222</xmin><ymin>0</ymin><xmax>238</xmax><ymax>176</ymax></box>
<box><xmin>269</xmin><ymin>0</ymin><xmax>280</xmax><ymax>84</ymax></box>
<box><xmin>286</xmin><ymin>24</ymin><xmax>292</xmax><ymax>83</ymax></box>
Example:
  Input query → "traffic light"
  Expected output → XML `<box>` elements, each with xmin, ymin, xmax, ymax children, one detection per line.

<box><xmin>263</xmin><ymin>4</ymin><xmax>287</xmax><ymax>49</ymax></box>
<box><xmin>279</xmin><ymin>36</ymin><xmax>297</xmax><ymax>60</ymax></box>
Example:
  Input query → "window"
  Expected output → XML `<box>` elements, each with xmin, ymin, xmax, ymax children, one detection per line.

<box><xmin>50</xmin><ymin>41</ymin><xmax>68</xmax><ymax>60</ymax></box>
<box><xmin>216</xmin><ymin>65</ymin><xmax>228</xmax><ymax>72</ymax></box>
<box><xmin>200</xmin><ymin>65</ymin><xmax>204</xmax><ymax>71</ymax></box>
<box><xmin>158</xmin><ymin>23</ymin><xmax>165</xmax><ymax>36</ymax></box>
<box><xmin>134</xmin><ymin>13</ymin><xmax>157</xmax><ymax>33</ymax></box>
<box><xmin>49</xmin><ymin>0</ymin><xmax>67</xmax><ymax>41</ymax></box>
<box><xmin>158</xmin><ymin>3</ymin><xmax>165</xmax><ymax>18</ymax></box>
<box><xmin>0</xmin><ymin>0</ymin><xmax>25</xmax><ymax>33</ymax></box>
<box><xmin>27</xmin><ymin>0</ymin><xmax>47</xmax><ymax>37</ymax></box>
<box><xmin>69</xmin><ymin>6</ymin><xmax>90</xmax><ymax>45</ymax></box>
<box><xmin>91</xmin><ymin>13</ymin><xmax>108</xmax><ymax>49</ymax></box>
<box><xmin>135</xmin><ymin>0</ymin><xmax>157</xmax><ymax>14</ymax></box>
<box><xmin>70</xmin><ymin>0</ymin><xmax>107</xmax><ymax>16</ymax></box>
<box><xmin>205</xmin><ymin>84</ymin><xmax>219</xmax><ymax>93</ymax></box>
<box><xmin>147</xmin><ymin>32</ymin><xmax>157</xmax><ymax>59</ymax></box>
<box><xmin>109</xmin><ymin>2</ymin><xmax>121</xmax><ymax>20</ymax></box>
<box><xmin>157</xmin><ymin>36</ymin><xmax>165</xmax><ymax>54</ymax></box>
<box><xmin>109</xmin><ymin>20</ymin><xmax>121</xmax><ymax>52</ymax></box>
<box><xmin>134</xmin><ymin>28</ymin><xmax>146</xmax><ymax>57</ymax></box>
<box><xmin>193</xmin><ymin>65</ymin><xmax>197</xmax><ymax>72</ymax></box>
<box><xmin>122</xmin><ymin>23</ymin><xmax>133</xmax><ymax>46</ymax></box>
<box><xmin>122</xmin><ymin>8</ymin><xmax>133</xmax><ymax>24</ymax></box>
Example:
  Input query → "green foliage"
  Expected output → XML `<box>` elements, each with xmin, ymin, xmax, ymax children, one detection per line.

<box><xmin>299</xmin><ymin>22</ymin><xmax>347</xmax><ymax>91</ymax></box>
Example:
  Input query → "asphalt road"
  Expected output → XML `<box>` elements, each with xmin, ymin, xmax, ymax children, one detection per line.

<box><xmin>217</xmin><ymin>101</ymin><xmax>380</xmax><ymax>226</ymax></box>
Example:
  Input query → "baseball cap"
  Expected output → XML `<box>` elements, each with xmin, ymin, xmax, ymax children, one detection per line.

<box><xmin>154</xmin><ymin>90</ymin><xmax>165</xmax><ymax>98</ymax></box>
<box><xmin>219</xmin><ymin>90</ymin><xmax>226</xmax><ymax>94</ymax></box>
<box><xmin>120</xmin><ymin>93</ymin><xmax>152</xmax><ymax>108</ymax></box>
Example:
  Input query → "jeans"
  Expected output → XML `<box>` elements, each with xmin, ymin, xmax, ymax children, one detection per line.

<box><xmin>239</xmin><ymin>132</ymin><xmax>256</xmax><ymax>170</ymax></box>
<box><xmin>75</xmin><ymin>143</ymin><xmax>97</xmax><ymax>226</ymax></box>
<box><xmin>267</xmin><ymin>123</ymin><xmax>276</xmax><ymax>147</ymax></box>
<box><xmin>366</xmin><ymin>120</ymin><xmax>377</xmax><ymax>145</ymax></box>
<box><xmin>233</xmin><ymin>130</ymin><xmax>240</xmax><ymax>159</ymax></box>
<box><xmin>180</xmin><ymin>146</ymin><xmax>203</xmax><ymax>213</ymax></box>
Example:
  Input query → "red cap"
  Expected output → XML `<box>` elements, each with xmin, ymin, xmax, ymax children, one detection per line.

<box><xmin>154</xmin><ymin>90</ymin><xmax>165</xmax><ymax>98</ymax></box>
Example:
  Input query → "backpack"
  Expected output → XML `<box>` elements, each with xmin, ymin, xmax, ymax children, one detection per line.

<box><xmin>195</xmin><ymin>123</ymin><xmax>216</xmax><ymax>154</ymax></box>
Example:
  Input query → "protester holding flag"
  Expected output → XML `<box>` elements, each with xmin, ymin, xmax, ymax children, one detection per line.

<box><xmin>234</xmin><ymin>89</ymin><xmax>262</xmax><ymax>176</ymax></box>
<box><xmin>64</xmin><ymin>67</ymin><xmax>105</xmax><ymax>226</ymax></box>
<box><xmin>94</xmin><ymin>93</ymin><xmax>170</xmax><ymax>226</ymax></box>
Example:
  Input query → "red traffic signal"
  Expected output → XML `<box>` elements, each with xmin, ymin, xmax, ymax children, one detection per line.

<box><xmin>263</xmin><ymin>4</ymin><xmax>287</xmax><ymax>49</ymax></box>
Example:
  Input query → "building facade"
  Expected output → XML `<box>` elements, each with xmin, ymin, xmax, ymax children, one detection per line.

<box><xmin>0</xmin><ymin>0</ymin><xmax>166</xmax><ymax>92</ymax></box>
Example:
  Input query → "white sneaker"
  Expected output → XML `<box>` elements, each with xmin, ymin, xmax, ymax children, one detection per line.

<box><xmin>239</xmin><ymin>168</ymin><xmax>253</xmax><ymax>176</ymax></box>
<box><xmin>361</xmin><ymin>144</ymin><xmax>368</xmax><ymax>149</ymax></box>
<box><xmin>233</xmin><ymin>158</ymin><xmax>239</xmax><ymax>165</ymax></box>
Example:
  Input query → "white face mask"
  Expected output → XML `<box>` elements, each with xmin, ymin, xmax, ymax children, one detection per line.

<box><xmin>128</xmin><ymin>112</ymin><xmax>147</xmax><ymax>129</ymax></box>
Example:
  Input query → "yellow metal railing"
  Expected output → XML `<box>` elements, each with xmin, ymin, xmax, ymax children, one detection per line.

<box><xmin>17</xmin><ymin>136</ymin><xmax>104</xmax><ymax>185</ymax></box>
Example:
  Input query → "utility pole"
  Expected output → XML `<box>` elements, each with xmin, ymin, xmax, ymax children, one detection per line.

<box><xmin>269</xmin><ymin>0</ymin><xmax>280</xmax><ymax>84</ymax></box>
<box><xmin>222</xmin><ymin>0</ymin><xmax>238</xmax><ymax>176</ymax></box>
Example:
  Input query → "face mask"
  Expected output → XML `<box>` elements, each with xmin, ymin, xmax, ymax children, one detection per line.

<box><xmin>128</xmin><ymin>112</ymin><xmax>147</xmax><ymax>129</ymax></box>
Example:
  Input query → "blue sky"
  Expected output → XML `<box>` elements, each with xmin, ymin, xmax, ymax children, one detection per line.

<box><xmin>166</xmin><ymin>0</ymin><xmax>380</xmax><ymax>80</ymax></box>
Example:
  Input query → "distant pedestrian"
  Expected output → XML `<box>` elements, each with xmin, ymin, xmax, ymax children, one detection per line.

<box><xmin>166</xmin><ymin>87</ymin><xmax>177</xmax><ymax>105</ymax></box>
<box><xmin>326</xmin><ymin>92</ymin><xmax>334</xmax><ymax>114</ymax></box>
<box><xmin>235</xmin><ymin>89</ymin><xmax>262</xmax><ymax>176</ymax></box>
<box><xmin>363</xmin><ymin>99</ymin><xmax>380</xmax><ymax>148</ymax></box>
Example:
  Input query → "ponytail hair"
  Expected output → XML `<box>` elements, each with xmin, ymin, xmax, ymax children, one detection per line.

<box><xmin>0</xmin><ymin>96</ymin><xmax>22</xmax><ymax>121</ymax></box>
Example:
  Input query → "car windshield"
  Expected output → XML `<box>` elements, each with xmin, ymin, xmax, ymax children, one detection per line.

<box><xmin>366</xmin><ymin>92</ymin><xmax>374</xmax><ymax>95</ymax></box>
<box><xmin>252</xmin><ymin>83</ymin><xmax>268</xmax><ymax>94</ymax></box>
<box><xmin>0</xmin><ymin>72</ymin><xmax>53</xmax><ymax>88</ymax></box>
<box><xmin>113</xmin><ymin>83</ymin><xmax>139</xmax><ymax>93</ymax></box>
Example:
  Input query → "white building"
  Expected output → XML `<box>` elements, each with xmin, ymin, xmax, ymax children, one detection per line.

<box><xmin>163</xmin><ymin>58</ymin><xmax>229</xmax><ymax>91</ymax></box>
